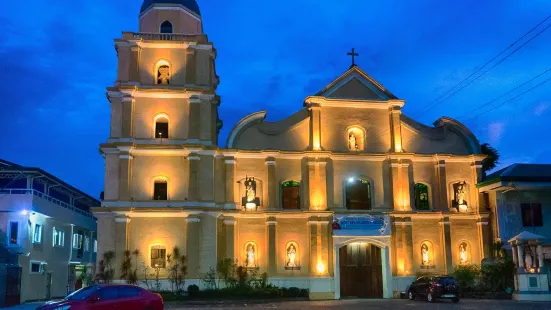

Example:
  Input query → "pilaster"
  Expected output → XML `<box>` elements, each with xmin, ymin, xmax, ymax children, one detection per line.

<box><xmin>224</xmin><ymin>158</ymin><xmax>236</xmax><ymax>209</ymax></box>
<box><xmin>308</xmin><ymin>219</ymin><xmax>318</xmax><ymax>276</ymax></box>
<box><xmin>389</xmin><ymin>106</ymin><xmax>403</xmax><ymax>152</ymax></box>
<box><xmin>223</xmin><ymin>218</ymin><xmax>236</xmax><ymax>259</ymax></box>
<box><xmin>186</xmin><ymin>216</ymin><xmax>201</xmax><ymax>278</ymax></box>
<box><xmin>118</xmin><ymin>154</ymin><xmax>132</xmax><ymax>201</ymax></box>
<box><xmin>199</xmin><ymin>98</ymin><xmax>213</xmax><ymax>142</ymax></box>
<box><xmin>436</xmin><ymin>160</ymin><xmax>448</xmax><ymax>211</ymax></box>
<box><xmin>113</xmin><ymin>216</ymin><xmax>130</xmax><ymax>279</ymax></box>
<box><xmin>307</xmin><ymin>159</ymin><xmax>327</xmax><ymax>210</ymax></box>
<box><xmin>441</xmin><ymin>217</ymin><xmax>453</xmax><ymax>273</ymax></box>
<box><xmin>188</xmin><ymin>97</ymin><xmax>201</xmax><ymax>140</ymax></box>
<box><xmin>265</xmin><ymin>158</ymin><xmax>277</xmax><ymax>210</ymax></box>
<box><xmin>266</xmin><ymin>217</ymin><xmax>277</xmax><ymax>276</ymax></box>
<box><xmin>199</xmin><ymin>214</ymin><xmax>217</xmax><ymax>274</ymax></box>
<box><xmin>188</xmin><ymin>154</ymin><xmax>200</xmax><ymax>201</ymax></box>
<box><xmin>185</xmin><ymin>48</ymin><xmax>197</xmax><ymax>84</ymax></box>
<box><xmin>129</xmin><ymin>46</ymin><xmax>141</xmax><ymax>82</ymax></box>
<box><xmin>309</xmin><ymin>104</ymin><xmax>321</xmax><ymax>150</ymax></box>
<box><xmin>472</xmin><ymin>161</ymin><xmax>483</xmax><ymax>212</ymax></box>
<box><xmin>121</xmin><ymin>97</ymin><xmax>135</xmax><ymax>138</ymax></box>
<box><xmin>390</xmin><ymin>159</ymin><xmax>411</xmax><ymax>211</ymax></box>
<box><xmin>478</xmin><ymin>218</ymin><xmax>491</xmax><ymax>259</ymax></box>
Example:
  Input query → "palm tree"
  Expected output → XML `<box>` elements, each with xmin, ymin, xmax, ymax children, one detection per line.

<box><xmin>481</xmin><ymin>143</ymin><xmax>500</xmax><ymax>173</ymax></box>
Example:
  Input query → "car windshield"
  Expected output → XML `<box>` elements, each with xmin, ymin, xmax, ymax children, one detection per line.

<box><xmin>65</xmin><ymin>285</ymin><xmax>100</xmax><ymax>300</ymax></box>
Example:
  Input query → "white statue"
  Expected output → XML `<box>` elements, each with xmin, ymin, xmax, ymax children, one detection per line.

<box><xmin>349</xmin><ymin>133</ymin><xmax>358</xmax><ymax>150</ymax></box>
<box><xmin>459</xmin><ymin>243</ymin><xmax>468</xmax><ymax>264</ymax></box>
<box><xmin>246</xmin><ymin>243</ymin><xmax>255</xmax><ymax>267</ymax></box>
<box><xmin>421</xmin><ymin>243</ymin><xmax>429</xmax><ymax>265</ymax></box>
<box><xmin>157</xmin><ymin>66</ymin><xmax>170</xmax><ymax>84</ymax></box>
<box><xmin>524</xmin><ymin>245</ymin><xmax>533</xmax><ymax>269</ymax></box>
<box><xmin>287</xmin><ymin>244</ymin><xmax>297</xmax><ymax>267</ymax></box>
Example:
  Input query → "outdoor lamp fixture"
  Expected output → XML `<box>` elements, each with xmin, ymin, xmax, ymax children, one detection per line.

<box><xmin>20</xmin><ymin>209</ymin><xmax>28</xmax><ymax>216</ymax></box>
<box><xmin>316</xmin><ymin>261</ymin><xmax>325</xmax><ymax>274</ymax></box>
<box><xmin>348</xmin><ymin>177</ymin><xmax>355</xmax><ymax>183</ymax></box>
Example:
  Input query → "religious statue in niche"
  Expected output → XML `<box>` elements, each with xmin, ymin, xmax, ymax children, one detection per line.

<box><xmin>459</xmin><ymin>242</ymin><xmax>468</xmax><ymax>264</ymax></box>
<box><xmin>245</xmin><ymin>243</ymin><xmax>256</xmax><ymax>268</ymax></box>
<box><xmin>421</xmin><ymin>243</ymin><xmax>430</xmax><ymax>266</ymax></box>
<box><xmin>348</xmin><ymin>132</ymin><xmax>358</xmax><ymax>150</ymax></box>
<box><xmin>242</xmin><ymin>177</ymin><xmax>260</xmax><ymax>210</ymax></box>
<box><xmin>452</xmin><ymin>181</ymin><xmax>468</xmax><ymax>212</ymax></box>
<box><xmin>157</xmin><ymin>65</ymin><xmax>170</xmax><ymax>85</ymax></box>
<box><xmin>523</xmin><ymin>243</ymin><xmax>535</xmax><ymax>270</ymax></box>
<box><xmin>286</xmin><ymin>243</ymin><xmax>298</xmax><ymax>267</ymax></box>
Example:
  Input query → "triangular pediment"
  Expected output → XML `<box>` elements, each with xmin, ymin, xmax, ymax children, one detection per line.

<box><xmin>316</xmin><ymin>66</ymin><xmax>397</xmax><ymax>101</ymax></box>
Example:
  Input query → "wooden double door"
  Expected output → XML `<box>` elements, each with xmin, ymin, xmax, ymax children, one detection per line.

<box><xmin>339</xmin><ymin>243</ymin><xmax>383</xmax><ymax>298</ymax></box>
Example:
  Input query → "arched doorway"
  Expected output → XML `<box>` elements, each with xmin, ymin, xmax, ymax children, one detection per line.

<box><xmin>339</xmin><ymin>242</ymin><xmax>383</xmax><ymax>298</ymax></box>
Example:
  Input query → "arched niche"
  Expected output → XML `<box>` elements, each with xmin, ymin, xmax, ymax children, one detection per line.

<box><xmin>420</xmin><ymin>241</ymin><xmax>435</xmax><ymax>269</ymax></box>
<box><xmin>346</xmin><ymin>126</ymin><xmax>366</xmax><ymax>151</ymax></box>
<box><xmin>153</xmin><ymin>113</ymin><xmax>170</xmax><ymax>139</ymax></box>
<box><xmin>458</xmin><ymin>241</ymin><xmax>471</xmax><ymax>265</ymax></box>
<box><xmin>449</xmin><ymin>180</ymin><xmax>469</xmax><ymax>212</ymax></box>
<box><xmin>154</xmin><ymin>59</ymin><xmax>171</xmax><ymax>85</ymax></box>
<box><xmin>244</xmin><ymin>241</ymin><xmax>258</xmax><ymax>268</ymax></box>
<box><xmin>151</xmin><ymin>175</ymin><xmax>169</xmax><ymax>200</ymax></box>
<box><xmin>284</xmin><ymin>241</ymin><xmax>300</xmax><ymax>270</ymax></box>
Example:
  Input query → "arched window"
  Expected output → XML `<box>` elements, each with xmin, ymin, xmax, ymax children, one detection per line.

<box><xmin>154</xmin><ymin>115</ymin><xmax>169</xmax><ymax>139</ymax></box>
<box><xmin>414</xmin><ymin>183</ymin><xmax>430</xmax><ymax>210</ymax></box>
<box><xmin>150</xmin><ymin>245</ymin><xmax>167</xmax><ymax>268</ymax></box>
<box><xmin>282</xmin><ymin>181</ymin><xmax>300</xmax><ymax>210</ymax></box>
<box><xmin>153</xmin><ymin>179</ymin><xmax>168</xmax><ymax>200</ymax></box>
<box><xmin>345</xmin><ymin>178</ymin><xmax>371</xmax><ymax>210</ymax></box>
<box><xmin>160</xmin><ymin>20</ymin><xmax>173</xmax><ymax>34</ymax></box>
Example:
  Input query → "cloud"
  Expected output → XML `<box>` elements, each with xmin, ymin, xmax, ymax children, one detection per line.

<box><xmin>533</xmin><ymin>102</ymin><xmax>549</xmax><ymax>116</ymax></box>
<box><xmin>487</xmin><ymin>121</ymin><xmax>506</xmax><ymax>144</ymax></box>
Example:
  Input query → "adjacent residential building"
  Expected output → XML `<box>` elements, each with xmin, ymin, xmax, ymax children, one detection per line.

<box><xmin>95</xmin><ymin>0</ymin><xmax>490</xmax><ymax>299</ymax></box>
<box><xmin>478</xmin><ymin>163</ymin><xmax>551</xmax><ymax>288</ymax></box>
<box><xmin>0</xmin><ymin>159</ymin><xmax>99</xmax><ymax>304</ymax></box>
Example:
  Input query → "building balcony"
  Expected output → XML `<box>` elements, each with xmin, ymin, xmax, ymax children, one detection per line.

<box><xmin>122</xmin><ymin>32</ymin><xmax>209</xmax><ymax>43</ymax></box>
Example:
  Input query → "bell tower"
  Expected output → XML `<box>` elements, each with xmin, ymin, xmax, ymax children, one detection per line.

<box><xmin>105</xmin><ymin>0</ymin><xmax>221</xmax><ymax>150</ymax></box>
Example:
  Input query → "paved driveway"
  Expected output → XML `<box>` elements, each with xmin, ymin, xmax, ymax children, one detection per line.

<box><xmin>163</xmin><ymin>299</ymin><xmax>551</xmax><ymax>309</ymax></box>
<box><xmin>10</xmin><ymin>299</ymin><xmax>551</xmax><ymax>310</ymax></box>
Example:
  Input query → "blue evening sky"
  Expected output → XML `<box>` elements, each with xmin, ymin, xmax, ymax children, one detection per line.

<box><xmin>1</xmin><ymin>0</ymin><xmax>550</xmax><ymax>198</ymax></box>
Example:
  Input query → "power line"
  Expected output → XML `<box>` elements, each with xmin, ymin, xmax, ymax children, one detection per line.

<box><xmin>456</xmin><ymin>66</ymin><xmax>551</xmax><ymax>120</ymax></box>
<box><xmin>416</xmin><ymin>20</ymin><xmax>551</xmax><ymax>116</ymax></box>
<box><xmin>462</xmin><ymin>75</ymin><xmax>551</xmax><ymax>123</ymax></box>
<box><xmin>414</xmin><ymin>14</ymin><xmax>551</xmax><ymax>117</ymax></box>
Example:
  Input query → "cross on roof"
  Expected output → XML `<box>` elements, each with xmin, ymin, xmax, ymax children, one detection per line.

<box><xmin>347</xmin><ymin>48</ymin><xmax>359</xmax><ymax>68</ymax></box>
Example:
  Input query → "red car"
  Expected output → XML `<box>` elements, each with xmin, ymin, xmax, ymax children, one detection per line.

<box><xmin>37</xmin><ymin>284</ymin><xmax>163</xmax><ymax>310</ymax></box>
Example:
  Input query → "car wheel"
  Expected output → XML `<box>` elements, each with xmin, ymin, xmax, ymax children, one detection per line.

<box><xmin>408</xmin><ymin>290</ymin><xmax>415</xmax><ymax>300</ymax></box>
<box><xmin>452</xmin><ymin>298</ymin><xmax>460</xmax><ymax>303</ymax></box>
<box><xmin>427</xmin><ymin>292</ymin><xmax>434</xmax><ymax>302</ymax></box>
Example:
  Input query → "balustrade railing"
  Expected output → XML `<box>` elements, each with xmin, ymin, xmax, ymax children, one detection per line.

<box><xmin>125</xmin><ymin>32</ymin><xmax>207</xmax><ymax>43</ymax></box>
<box><xmin>0</xmin><ymin>189</ymin><xmax>95</xmax><ymax>218</ymax></box>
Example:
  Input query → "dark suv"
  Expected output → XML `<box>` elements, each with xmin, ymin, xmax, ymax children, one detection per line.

<box><xmin>407</xmin><ymin>275</ymin><xmax>459</xmax><ymax>303</ymax></box>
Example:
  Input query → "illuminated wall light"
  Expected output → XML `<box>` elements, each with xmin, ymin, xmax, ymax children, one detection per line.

<box><xmin>20</xmin><ymin>209</ymin><xmax>29</xmax><ymax>216</ymax></box>
<box><xmin>348</xmin><ymin>177</ymin><xmax>355</xmax><ymax>183</ymax></box>
<box><xmin>316</xmin><ymin>261</ymin><xmax>325</xmax><ymax>274</ymax></box>
<box><xmin>313</xmin><ymin>142</ymin><xmax>321</xmax><ymax>150</ymax></box>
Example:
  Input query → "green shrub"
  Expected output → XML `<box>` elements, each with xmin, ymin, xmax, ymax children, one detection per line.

<box><xmin>451</xmin><ymin>264</ymin><xmax>481</xmax><ymax>292</ymax></box>
<box><xmin>187</xmin><ymin>284</ymin><xmax>199</xmax><ymax>296</ymax></box>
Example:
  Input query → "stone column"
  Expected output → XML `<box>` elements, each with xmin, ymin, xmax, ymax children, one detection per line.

<box><xmin>121</xmin><ymin>97</ymin><xmax>135</xmax><ymax>139</ymax></box>
<box><xmin>188</xmin><ymin>154</ymin><xmax>200</xmax><ymax>201</ymax></box>
<box><xmin>537</xmin><ymin>243</ymin><xmax>544</xmax><ymax>269</ymax></box>
<box><xmin>517</xmin><ymin>242</ymin><xmax>524</xmax><ymax>268</ymax></box>
<box><xmin>266</xmin><ymin>217</ymin><xmax>277</xmax><ymax>276</ymax></box>
<box><xmin>224</xmin><ymin>218</ymin><xmax>235</xmax><ymax>260</ymax></box>
<box><xmin>320</xmin><ymin>219</ymin><xmax>330</xmax><ymax>276</ymax></box>
<box><xmin>401</xmin><ymin>162</ymin><xmax>412</xmax><ymax>211</ymax></box>
<box><xmin>118</xmin><ymin>154</ymin><xmax>132</xmax><ymax>201</ymax></box>
<box><xmin>436</xmin><ymin>160</ymin><xmax>448</xmax><ymax>211</ymax></box>
<box><xmin>199</xmin><ymin>98</ymin><xmax>213</xmax><ymax>143</ymax></box>
<box><xmin>186</xmin><ymin>216</ymin><xmax>201</xmax><ymax>278</ymax></box>
<box><xmin>442</xmin><ymin>217</ymin><xmax>453</xmax><ymax>273</ymax></box>
<box><xmin>390</xmin><ymin>159</ymin><xmax>404</xmax><ymax>211</ymax></box>
<box><xmin>478</xmin><ymin>219</ymin><xmax>491</xmax><ymax>259</ymax></box>
<box><xmin>265</xmin><ymin>158</ymin><xmax>277</xmax><ymax>210</ymax></box>
<box><xmin>185</xmin><ymin>48</ymin><xmax>197</xmax><ymax>84</ymax></box>
<box><xmin>511</xmin><ymin>244</ymin><xmax>519</xmax><ymax>266</ymax></box>
<box><xmin>114</xmin><ymin>217</ymin><xmax>130</xmax><ymax>279</ymax></box>
<box><xmin>129</xmin><ymin>46</ymin><xmax>141</xmax><ymax>82</ymax></box>
<box><xmin>109</xmin><ymin>97</ymin><xmax>122</xmax><ymax>138</ymax></box>
<box><xmin>389</xmin><ymin>105</ymin><xmax>403</xmax><ymax>152</ymax></box>
<box><xmin>471</xmin><ymin>162</ymin><xmax>483</xmax><ymax>211</ymax></box>
<box><xmin>404</xmin><ymin>218</ymin><xmax>414</xmax><ymax>272</ymax></box>
<box><xmin>224</xmin><ymin>158</ymin><xmax>236</xmax><ymax>209</ymax></box>
<box><xmin>308</xmin><ymin>219</ymin><xmax>318</xmax><ymax>275</ymax></box>
<box><xmin>199</xmin><ymin>214</ymin><xmax>217</xmax><ymax>274</ymax></box>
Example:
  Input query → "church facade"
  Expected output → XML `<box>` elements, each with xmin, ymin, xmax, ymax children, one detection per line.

<box><xmin>95</xmin><ymin>0</ymin><xmax>491</xmax><ymax>299</ymax></box>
